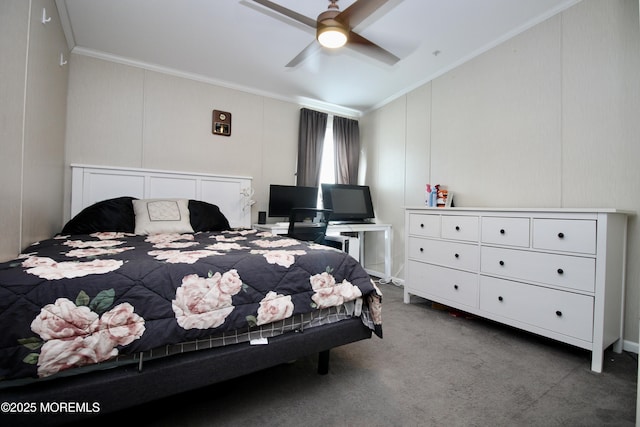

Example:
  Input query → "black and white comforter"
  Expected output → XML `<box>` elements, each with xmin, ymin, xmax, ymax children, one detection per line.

<box><xmin>0</xmin><ymin>229</ymin><xmax>382</xmax><ymax>383</ymax></box>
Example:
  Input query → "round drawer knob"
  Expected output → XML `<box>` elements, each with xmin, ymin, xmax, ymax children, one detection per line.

<box><xmin>419</xmin><ymin>247</ymin><xmax>424</xmax><ymax>252</ymax></box>
<box><xmin>558</xmin><ymin>232</ymin><xmax>565</xmax><ymax>239</ymax></box>
<box><xmin>454</xmin><ymin>284</ymin><xmax>459</xmax><ymax>290</ymax></box>
<box><xmin>500</xmin><ymin>229</ymin><xmax>505</xmax><ymax>234</ymax></box>
<box><xmin>498</xmin><ymin>296</ymin><xmax>504</xmax><ymax>302</ymax></box>
<box><xmin>499</xmin><ymin>260</ymin><xmax>505</xmax><ymax>266</ymax></box>
<box><xmin>455</xmin><ymin>226</ymin><xmax>460</xmax><ymax>231</ymax></box>
<box><xmin>557</xmin><ymin>268</ymin><xmax>564</xmax><ymax>275</ymax></box>
<box><xmin>420</xmin><ymin>223</ymin><xmax>424</xmax><ymax>228</ymax></box>
<box><xmin>556</xmin><ymin>310</ymin><xmax>563</xmax><ymax>317</ymax></box>
<box><xmin>454</xmin><ymin>253</ymin><xmax>459</xmax><ymax>258</ymax></box>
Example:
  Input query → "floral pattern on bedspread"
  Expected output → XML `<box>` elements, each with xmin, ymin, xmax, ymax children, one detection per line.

<box><xmin>0</xmin><ymin>229</ymin><xmax>382</xmax><ymax>382</ymax></box>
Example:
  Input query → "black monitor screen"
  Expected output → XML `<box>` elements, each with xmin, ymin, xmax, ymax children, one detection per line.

<box><xmin>268</xmin><ymin>185</ymin><xmax>318</xmax><ymax>218</ymax></box>
<box><xmin>321</xmin><ymin>184</ymin><xmax>375</xmax><ymax>222</ymax></box>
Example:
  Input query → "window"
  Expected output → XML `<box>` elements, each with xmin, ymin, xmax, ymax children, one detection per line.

<box><xmin>318</xmin><ymin>115</ymin><xmax>335</xmax><ymax>208</ymax></box>
<box><xmin>319</xmin><ymin>114</ymin><xmax>335</xmax><ymax>185</ymax></box>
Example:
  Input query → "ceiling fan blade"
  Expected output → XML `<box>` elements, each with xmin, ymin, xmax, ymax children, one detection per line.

<box><xmin>337</xmin><ymin>0</ymin><xmax>389</xmax><ymax>27</ymax></box>
<box><xmin>347</xmin><ymin>31</ymin><xmax>400</xmax><ymax>65</ymax></box>
<box><xmin>286</xmin><ymin>41</ymin><xmax>322</xmax><ymax>68</ymax></box>
<box><xmin>251</xmin><ymin>0</ymin><xmax>316</xmax><ymax>28</ymax></box>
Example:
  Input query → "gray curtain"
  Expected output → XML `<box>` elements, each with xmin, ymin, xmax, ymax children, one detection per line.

<box><xmin>296</xmin><ymin>108</ymin><xmax>328</xmax><ymax>187</ymax></box>
<box><xmin>333</xmin><ymin>115</ymin><xmax>360</xmax><ymax>185</ymax></box>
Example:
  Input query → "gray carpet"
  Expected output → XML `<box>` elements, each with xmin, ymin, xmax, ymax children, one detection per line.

<box><xmin>86</xmin><ymin>281</ymin><xmax>637</xmax><ymax>426</ymax></box>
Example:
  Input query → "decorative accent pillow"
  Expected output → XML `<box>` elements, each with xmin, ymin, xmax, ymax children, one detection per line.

<box><xmin>133</xmin><ymin>199</ymin><xmax>194</xmax><ymax>235</ymax></box>
<box><xmin>60</xmin><ymin>197</ymin><xmax>137</xmax><ymax>235</ymax></box>
<box><xmin>188</xmin><ymin>199</ymin><xmax>231</xmax><ymax>232</ymax></box>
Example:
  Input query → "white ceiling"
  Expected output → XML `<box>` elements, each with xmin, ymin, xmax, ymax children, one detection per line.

<box><xmin>56</xmin><ymin>0</ymin><xmax>580</xmax><ymax>116</ymax></box>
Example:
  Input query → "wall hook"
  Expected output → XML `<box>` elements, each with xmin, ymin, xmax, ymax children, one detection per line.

<box><xmin>42</xmin><ymin>8</ymin><xmax>52</xmax><ymax>24</ymax></box>
<box><xmin>59</xmin><ymin>53</ymin><xmax>68</xmax><ymax>67</ymax></box>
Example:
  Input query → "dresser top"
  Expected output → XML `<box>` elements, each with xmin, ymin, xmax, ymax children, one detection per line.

<box><xmin>405</xmin><ymin>206</ymin><xmax>634</xmax><ymax>215</ymax></box>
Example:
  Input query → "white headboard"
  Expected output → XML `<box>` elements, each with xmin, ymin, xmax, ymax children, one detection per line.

<box><xmin>70</xmin><ymin>164</ymin><xmax>254</xmax><ymax>228</ymax></box>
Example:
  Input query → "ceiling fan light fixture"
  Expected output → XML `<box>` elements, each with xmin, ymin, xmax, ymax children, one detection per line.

<box><xmin>317</xmin><ymin>24</ymin><xmax>348</xmax><ymax>49</ymax></box>
<box><xmin>316</xmin><ymin>7</ymin><xmax>348</xmax><ymax>49</ymax></box>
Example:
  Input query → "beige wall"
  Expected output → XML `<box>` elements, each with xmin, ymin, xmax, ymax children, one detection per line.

<box><xmin>64</xmin><ymin>54</ymin><xmax>306</xmax><ymax>224</ymax></box>
<box><xmin>362</xmin><ymin>0</ymin><xmax>640</xmax><ymax>348</ymax></box>
<box><xmin>0</xmin><ymin>0</ymin><xmax>68</xmax><ymax>261</ymax></box>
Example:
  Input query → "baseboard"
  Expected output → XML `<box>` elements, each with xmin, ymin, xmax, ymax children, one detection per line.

<box><xmin>623</xmin><ymin>339</ymin><xmax>639</xmax><ymax>354</ymax></box>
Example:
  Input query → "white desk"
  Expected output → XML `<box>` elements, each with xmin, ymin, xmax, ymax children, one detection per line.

<box><xmin>253</xmin><ymin>222</ymin><xmax>392</xmax><ymax>280</ymax></box>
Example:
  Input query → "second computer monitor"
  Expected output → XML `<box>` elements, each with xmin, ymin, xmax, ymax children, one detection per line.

<box><xmin>321</xmin><ymin>183</ymin><xmax>375</xmax><ymax>223</ymax></box>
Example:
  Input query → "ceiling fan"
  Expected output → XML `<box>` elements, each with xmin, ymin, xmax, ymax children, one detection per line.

<box><xmin>251</xmin><ymin>0</ymin><xmax>400</xmax><ymax>67</ymax></box>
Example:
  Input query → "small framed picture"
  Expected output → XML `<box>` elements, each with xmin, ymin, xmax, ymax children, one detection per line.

<box><xmin>445</xmin><ymin>193</ymin><xmax>453</xmax><ymax>208</ymax></box>
<box><xmin>436</xmin><ymin>188</ymin><xmax>453</xmax><ymax>208</ymax></box>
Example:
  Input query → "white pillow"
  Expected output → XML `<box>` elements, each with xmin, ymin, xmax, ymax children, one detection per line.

<box><xmin>132</xmin><ymin>199</ymin><xmax>194</xmax><ymax>235</ymax></box>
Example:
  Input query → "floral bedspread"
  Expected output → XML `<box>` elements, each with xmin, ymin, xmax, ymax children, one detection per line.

<box><xmin>0</xmin><ymin>229</ymin><xmax>382</xmax><ymax>383</ymax></box>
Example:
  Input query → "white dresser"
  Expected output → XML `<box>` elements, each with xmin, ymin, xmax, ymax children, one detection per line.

<box><xmin>404</xmin><ymin>207</ymin><xmax>630</xmax><ymax>372</ymax></box>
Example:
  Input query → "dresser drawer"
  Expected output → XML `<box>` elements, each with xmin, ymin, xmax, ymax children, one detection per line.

<box><xmin>532</xmin><ymin>219</ymin><xmax>596</xmax><ymax>254</ymax></box>
<box><xmin>408</xmin><ymin>237</ymin><xmax>479</xmax><ymax>271</ymax></box>
<box><xmin>441</xmin><ymin>215</ymin><xmax>479</xmax><ymax>242</ymax></box>
<box><xmin>408</xmin><ymin>213</ymin><xmax>440</xmax><ymax>237</ymax></box>
<box><xmin>481</xmin><ymin>216</ymin><xmax>530</xmax><ymax>247</ymax></box>
<box><xmin>408</xmin><ymin>261</ymin><xmax>478</xmax><ymax>308</ymax></box>
<box><xmin>479</xmin><ymin>276</ymin><xmax>593</xmax><ymax>342</ymax></box>
<box><xmin>480</xmin><ymin>246</ymin><xmax>595</xmax><ymax>293</ymax></box>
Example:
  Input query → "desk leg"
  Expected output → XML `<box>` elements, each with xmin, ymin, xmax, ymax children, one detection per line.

<box><xmin>384</xmin><ymin>228</ymin><xmax>391</xmax><ymax>281</ymax></box>
<box><xmin>350</xmin><ymin>227</ymin><xmax>392</xmax><ymax>282</ymax></box>
<box><xmin>358</xmin><ymin>231</ymin><xmax>365</xmax><ymax>264</ymax></box>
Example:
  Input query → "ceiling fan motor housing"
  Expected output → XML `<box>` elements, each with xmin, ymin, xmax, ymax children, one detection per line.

<box><xmin>317</xmin><ymin>9</ymin><xmax>349</xmax><ymax>47</ymax></box>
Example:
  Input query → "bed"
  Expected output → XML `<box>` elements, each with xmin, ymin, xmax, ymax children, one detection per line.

<box><xmin>0</xmin><ymin>165</ymin><xmax>382</xmax><ymax>426</ymax></box>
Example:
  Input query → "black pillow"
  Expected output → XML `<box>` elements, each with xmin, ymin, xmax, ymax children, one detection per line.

<box><xmin>188</xmin><ymin>200</ymin><xmax>231</xmax><ymax>232</ymax></box>
<box><xmin>61</xmin><ymin>197</ymin><xmax>137</xmax><ymax>235</ymax></box>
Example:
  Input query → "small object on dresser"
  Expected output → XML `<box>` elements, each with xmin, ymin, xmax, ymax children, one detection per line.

<box><xmin>437</xmin><ymin>187</ymin><xmax>453</xmax><ymax>208</ymax></box>
<box><xmin>437</xmin><ymin>188</ymin><xmax>448</xmax><ymax>207</ymax></box>
<box><xmin>427</xmin><ymin>184</ymin><xmax>438</xmax><ymax>207</ymax></box>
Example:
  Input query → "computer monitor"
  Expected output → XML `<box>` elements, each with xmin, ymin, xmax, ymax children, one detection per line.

<box><xmin>321</xmin><ymin>184</ymin><xmax>375</xmax><ymax>223</ymax></box>
<box><xmin>268</xmin><ymin>185</ymin><xmax>319</xmax><ymax>218</ymax></box>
